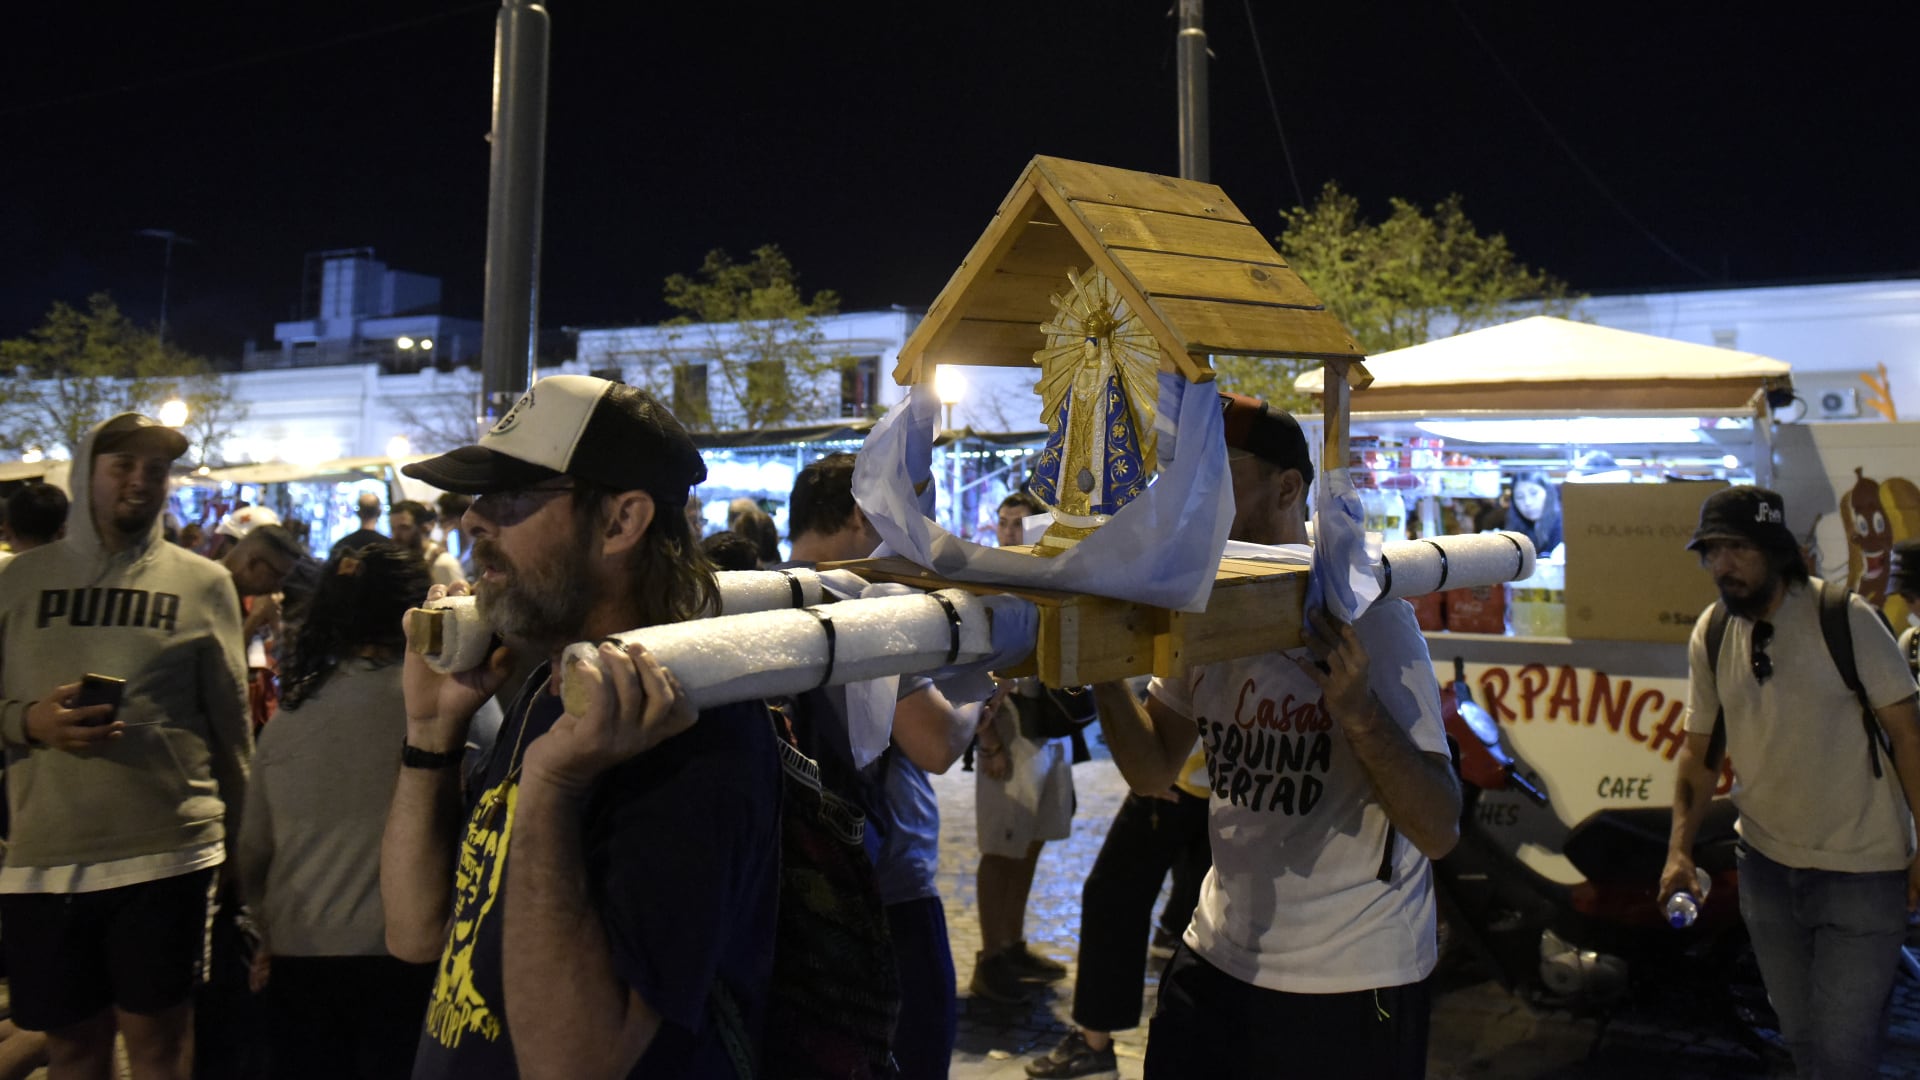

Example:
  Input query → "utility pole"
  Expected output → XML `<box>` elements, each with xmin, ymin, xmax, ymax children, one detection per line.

<box><xmin>136</xmin><ymin>229</ymin><xmax>194</xmax><ymax>346</ymax></box>
<box><xmin>479</xmin><ymin>0</ymin><xmax>552</xmax><ymax>431</ymax></box>
<box><xmin>1176</xmin><ymin>0</ymin><xmax>1210</xmax><ymax>182</ymax></box>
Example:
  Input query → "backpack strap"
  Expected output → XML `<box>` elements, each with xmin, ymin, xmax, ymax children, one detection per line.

<box><xmin>1817</xmin><ymin>580</ymin><xmax>1890</xmax><ymax>779</ymax></box>
<box><xmin>1703</xmin><ymin>601</ymin><xmax>1731</xmax><ymax>771</ymax></box>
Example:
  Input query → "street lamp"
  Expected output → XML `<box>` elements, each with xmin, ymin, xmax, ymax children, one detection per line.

<box><xmin>158</xmin><ymin>398</ymin><xmax>189</xmax><ymax>428</ymax></box>
<box><xmin>934</xmin><ymin>364</ymin><xmax>968</xmax><ymax>433</ymax></box>
<box><xmin>135</xmin><ymin>229</ymin><xmax>194</xmax><ymax>346</ymax></box>
<box><xmin>932</xmin><ymin>365</ymin><xmax>969</xmax><ymax>536</ymax></box>
<box><xmin>386</xmin><ymin>434</ymin><xmax>413</xmax><ymax>459</ymax></box>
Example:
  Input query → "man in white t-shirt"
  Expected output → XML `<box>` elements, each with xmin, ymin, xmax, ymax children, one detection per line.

<box><xmin>1662</xmin><ymin>486</ymin><xmax>1920</xmax><ymax>1080</ymax></box>
<box><xmin>1087</xmin><ymin>393</ymin><xmax>1460</xmax><ymax>1079</ymax></box>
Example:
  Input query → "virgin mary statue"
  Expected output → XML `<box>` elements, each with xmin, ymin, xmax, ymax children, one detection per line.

<box><xmin>1027</xmin><ymin>268</ymin><xmax>1161</xmax><ymax>554</ymax></box>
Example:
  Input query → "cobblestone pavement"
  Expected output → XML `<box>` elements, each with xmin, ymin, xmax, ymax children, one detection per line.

<box><xmin>938</xmin><ymin>744</ymin><xmax>1920</xmax><ymax>1079</ymax></box>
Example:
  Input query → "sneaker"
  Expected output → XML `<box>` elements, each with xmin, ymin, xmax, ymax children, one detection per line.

<box><xmin>1149</xmin><ymin>926</ymin><xmax>1180</xmax><ymax>960</ymax></box>
<box><xmin>969</xmin><ymin>947</ymin><xmax>1034</xmax><ymax>1004</ymax></box>
<box><xmin>1007</xmin><ymin>940</ymin><xmax>1069</xmax><ymax>983</ymax></box>
<box><xmin>1025</xmin><ymin>1029</ymin><xmax>1118</xmax><ymax>1079</ymax></box>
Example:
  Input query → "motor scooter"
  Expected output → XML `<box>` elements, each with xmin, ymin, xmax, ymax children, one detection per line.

<box><xmin>1432</xmin><ymin>657</ymin><xmax>1782</xmax><ymax>1059</ymax></box>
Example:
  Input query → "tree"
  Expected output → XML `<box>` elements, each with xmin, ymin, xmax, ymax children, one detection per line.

<box><xmin>385</xmin><ymin>369</ymin><xmax>485</xmax><ymax>454</ymax></box>
<box><xmin>629</xmin><ymin>245</ymin><xmax>850</xmax><ymax>431</ymax></box>
<box><xmin>1211</xmin><ymin>184</ymin><xmax>1580</xmax><ymax>411</ymax></box>
<box><xmin>0</xmin><ymin>294</ymin><xmax>247</xmax><ymax>463</ymax></box>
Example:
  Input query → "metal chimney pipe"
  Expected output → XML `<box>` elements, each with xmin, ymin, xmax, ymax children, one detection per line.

<box><xmin>479</xmin><ymin>0</ymin><xmax>551</xmax><ymax>429</ymax></box>
<box><xmin>1176</xmin><ymin>0</ymin><xmax>1209</xmax><ymax>182</ymax></box>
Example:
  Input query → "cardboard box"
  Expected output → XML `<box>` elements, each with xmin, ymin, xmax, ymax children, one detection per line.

<box><xmin>1563</xmin><ymin>481</ymin><xmax>1726</xmax><ymax>643</ymax></box>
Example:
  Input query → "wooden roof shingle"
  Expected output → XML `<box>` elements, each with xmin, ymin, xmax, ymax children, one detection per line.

<box><xmin>894</xmin><ymin>156</ymin><xmax>1366</xmax><ymax>386</ymax></box>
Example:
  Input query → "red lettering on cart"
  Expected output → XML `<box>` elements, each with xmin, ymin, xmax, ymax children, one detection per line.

<box><xmin>1583</xmin><ymin>672</ymin><xmax>1632</xmax><ymax>733</ymax></box>
<box><xmin>1517</xmin><ymin>664</ymin><xmax>1551</xmax><ymax>720</ymax></box>
<box><xmin>1478</xmin><ymin>668</ymin><xmax>1517</xmax><ymax>723</ymax></box>
<box><xmin>1456</xmin><ymin>663</ymin><xmax>1707</xmax><ymax>769</ymax></box>
<box><xmin>1627</xmin><ymin>688</ymin><xmax>1666</xmax><ymax>744</ymax></box>
<box><xmin>1647</xmin><ymin>700</ymin><xmax>1689</xmax><ymax>760</ymax></box>
<box><xmin>1548</xmin><ymin>666</ymin><xmax>1581</xmax><ymax>723</ymax></box>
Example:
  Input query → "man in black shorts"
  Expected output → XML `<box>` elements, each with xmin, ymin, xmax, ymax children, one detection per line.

<box><xmin>0</xmin><ymin>413</ymin><xmax>252</xmax><ymax>1079</ymax></box>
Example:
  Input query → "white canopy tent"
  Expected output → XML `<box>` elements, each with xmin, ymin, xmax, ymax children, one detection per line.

<box><xmin>1294</xmin><ymin>315</ymin><xmax>1793</xmax><ymax>418</ymax></box>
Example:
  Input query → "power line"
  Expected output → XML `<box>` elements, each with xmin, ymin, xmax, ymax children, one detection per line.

<box><xmin>1238</xmin><ymin>0</ymin><xmax>1308</xmax><ymax>210</ymax></box>
<box><xmin>1</xmin><ymin>2</ymin><xmax>496</xmax><ymax>119</ymax></box>
<box><xmin>1445</xmin><ymin>0</ymin><xmax>1716</xmax><ymax>282</ymax></box>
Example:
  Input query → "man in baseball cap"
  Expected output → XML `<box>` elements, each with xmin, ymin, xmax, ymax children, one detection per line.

<box><xmin>387</xmin><ymin>374</ymin><xmax>781</xmax><ymax>1078</ymax></box>
<box><xmin>1056</xmin><ymin>391</ymin><xmax>1457</xmax><ymax>1079</ymax></box>
<box><xmin>0</xmin><ymin>412</ymin><xmax>249</xmax><ymax>1075</ymax></box>
<box><xmin>402</xmin><ymin>373</ymin><xmax>706</xmax><ymax>503</ymax></box>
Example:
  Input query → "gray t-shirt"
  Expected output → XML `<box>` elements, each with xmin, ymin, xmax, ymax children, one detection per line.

<box><xmin>239</xmin><ymin>659</ymin><xmax>406</xmax><ymax>956</ymax></box>
<box><xmin>1685</xmin><ymin>580</ymin><xmax>1920</xmax><ymax>873</ymax></box>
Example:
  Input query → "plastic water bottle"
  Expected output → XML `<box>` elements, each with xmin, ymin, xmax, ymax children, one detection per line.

<box><xmin>1664</xmin><ymin>867</ymin><xmax>1713</xmax><ymax>928</ymax></box>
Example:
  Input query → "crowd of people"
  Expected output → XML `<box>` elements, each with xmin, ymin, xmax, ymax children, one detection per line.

<box><xmin>0</xmin><ymin>377</ymin><xmax>1915</xmax><ymax>1080</ymax></box>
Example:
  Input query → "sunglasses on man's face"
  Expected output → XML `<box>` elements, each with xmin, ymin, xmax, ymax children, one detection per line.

<box><xmin>471</xmin><ymin>481</ymin><xmax>577</xmax><ymax>527</ymax></box>
<box><xmin>1751</xmin><ymin>620</ymin><xmax>1775</xmax><ymax>685</ymax></box>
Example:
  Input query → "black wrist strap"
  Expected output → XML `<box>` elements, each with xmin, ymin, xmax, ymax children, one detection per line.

<box><xmin>401</xmin><ymin>741</ymin><xmax>464</xmax><ymax>769</ymax></box>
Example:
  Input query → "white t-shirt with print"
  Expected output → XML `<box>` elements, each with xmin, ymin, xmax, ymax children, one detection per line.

<box><xmin>1148</xmin><ymin>597</ymin><xmax>1448</xmax><ymax>994</ymax></box>
<box><xmin>1684</xmin><ymin>580</ymin><xmax>1919</xmax><ymax>873</ymax></box>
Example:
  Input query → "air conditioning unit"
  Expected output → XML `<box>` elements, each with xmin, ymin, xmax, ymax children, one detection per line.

<box><xmin>1815</xmin><ymin>387</ymin><xmax>1860</xmax><ymax>419</ymax></box>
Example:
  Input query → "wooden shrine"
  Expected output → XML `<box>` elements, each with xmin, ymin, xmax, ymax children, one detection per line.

<box><xmin>843</xmin><ymin>156</ymin><xmax>1375</xmax><ymax>685</ymax></box>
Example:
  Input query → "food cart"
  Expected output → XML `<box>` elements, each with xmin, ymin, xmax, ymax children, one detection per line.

<box><xmin>1298</xmin><ymin>316</ymin><xmax>1920</xmax><ymax>883</ymax></box>
<box><xmin>196</xmin><ymin>455</ymin><xmax>419</xmax><ymax>556</ymax></box>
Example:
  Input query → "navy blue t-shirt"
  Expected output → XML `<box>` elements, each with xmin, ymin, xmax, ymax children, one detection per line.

<box><xmin>412</xmin><ymin>664</ymin><xmax>781</xmax><ymax>1079</ymax></box>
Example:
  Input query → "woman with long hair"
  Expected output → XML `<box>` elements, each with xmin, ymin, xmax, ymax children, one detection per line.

<box><xmin>1504</xmin><ymin>470</ymin><xmax>1564</xmax><ymax>558</ymax></box>
<box><xmin>238</xmin><ymin>541</ymin><xmax>435</xmax><ymax>1079</ymax></box>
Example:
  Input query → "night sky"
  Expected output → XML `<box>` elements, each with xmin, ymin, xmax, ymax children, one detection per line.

<box><xmin>5</xmin><ymin>1</ymin><xmax>1913</xmax><ymax>363</ymax></box>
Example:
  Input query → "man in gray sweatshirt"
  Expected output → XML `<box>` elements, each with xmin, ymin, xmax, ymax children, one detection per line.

<box><xmin>0</xmin><ymin>412</ymin><xmax>251</xmax><ymax>1080</ymax></box>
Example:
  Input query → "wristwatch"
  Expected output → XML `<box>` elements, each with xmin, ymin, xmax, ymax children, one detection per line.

<box><xmin>401</xmin><ymin>741</ymin><xmax>464</xmax><ymax>770</ymax></box>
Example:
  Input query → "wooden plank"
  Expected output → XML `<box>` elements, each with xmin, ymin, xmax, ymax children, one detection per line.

<box><xmin>1157</xmin><ymin>571</ymin><xmax>1310</xmax><ymax>676</ymax></box>
<box><xmin>1149</xmin><ymin>296</ymin><xmax>1365</xmax><ymax>362</ymax></box>
<box><xmin>958</xmin><ymin>269</ymin><xmax>1074</xmax><ymax>328</ymax></box>
<box><xmin>924</xmin><ymin>317</ymin><xmax>1049</xmax><ymax>369</ymax></box>
<box><xmin>896</xmin><ymin>184</ymin><xmax>1049</xmax><ymax>384</ymax></box>
<box><xmin>1323</xmin><ymin>365</ymin><xmax>1351</xmax><ymax>494</ymax></box>
<box><xmin>993</xmin><ymin>220</ymin><xmax>1093</xmax><ymax>283</ymax></box>
<box><xmin>1032</xmin><ymin>183</ymin><xmax>1209</xmax><ymax>382</ymax></box>
<box><xmin>1119</xmin><ymin>249</ymin><xmax>1328</xmax><ymax>310</ymax></box>
<box><xmin>1034</xmin><ymin>156</ymin><xmax>1249</xmax><ymax>224</ymax></box>
<box><xmin>1042</xmin><ymin>596</ymin><xmax>1159</xmax><ymax>686</ymax></box>
<box><xmin>1076</xmin><ymin>205</ymin><xmax>1287</xmax><ymax>265</ymax></box>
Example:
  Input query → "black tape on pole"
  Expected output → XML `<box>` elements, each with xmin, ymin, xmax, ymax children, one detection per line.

<box><xmin>803</xmin><ymin>608</ymin><xmax>837</xmax><ymax>690</ymax></box>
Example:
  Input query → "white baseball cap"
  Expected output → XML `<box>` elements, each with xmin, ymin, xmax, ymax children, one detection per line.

<box><xmin>216</xmin><ymin>505</ymin><xmax>282</xmax><ymax>540</ymax></box>
<box><xmin>401</xmin><ymin>374</ymin><xmax>706</xmax><ymax>505</ymax></box>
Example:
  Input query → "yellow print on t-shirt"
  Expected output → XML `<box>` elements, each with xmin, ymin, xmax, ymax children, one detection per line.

<box><xmin>426</xmin><ymin>779</ymin><xmax>516</xmax><ymax>1048</ymax></box>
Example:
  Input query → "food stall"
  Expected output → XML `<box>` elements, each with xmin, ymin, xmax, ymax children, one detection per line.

<box><xmin>195</xmin><ymin>455</ymin><xmax>419</xmax><ymax>556</ymax></box>
<box><xmin>1296</xmin><ymin>316</ymin><xmax>1843</xmax><ymax>883</ymax></box>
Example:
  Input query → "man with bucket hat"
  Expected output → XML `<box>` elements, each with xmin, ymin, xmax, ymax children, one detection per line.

<box><xmin>1662</xmin><ymin>486</ymin><xmax>1920</xmax><ymax>1079</ymax></box>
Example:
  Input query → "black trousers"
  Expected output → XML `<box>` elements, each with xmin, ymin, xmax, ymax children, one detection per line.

<box><xmin>1070</xmin><ymin>790</ymin><xmax>1211</xmax><ymax>1033</ymax></box>
<box><xmin>264</xmin><ymin>954</ymin><xmax>435</xmax><ymax>1080</ymax></box>
<box><xmin>1145</xmin><ymin>945</ymin><xmax>1430</xmax><ymax>1080</ymax></box>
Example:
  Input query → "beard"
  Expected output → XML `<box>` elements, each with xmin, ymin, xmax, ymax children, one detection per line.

<box><xmin>1717</xmin><ymin>566</ymin><xmax>1783</xmax><ymax>621</ymax></box>
<box><xmin>472</xmin><ymin>532</ymin><xmax>598</xmax><ymax>647</ymax></box>
<box><xmin>110</xmin><ymin>502</ymin><xmax>162</xmax><ymax>539</ymax></box>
